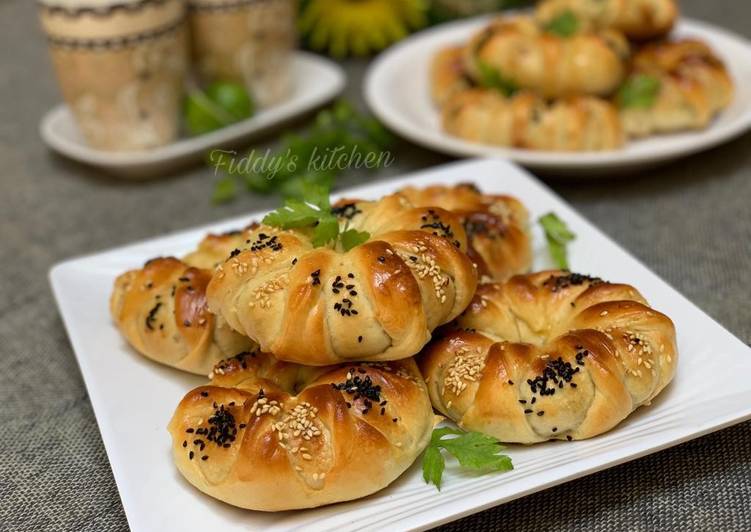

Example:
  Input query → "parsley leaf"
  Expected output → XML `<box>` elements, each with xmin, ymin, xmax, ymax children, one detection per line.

<box><xmin>262</xmin><ymin>198</ymin><xmax>321</xmax><ymax>229</ymax></box>
<box><xmin>311</xmin><ymin>215</ymin><xmax>340</xmax><ymax>247</ymax></box>
<box><xmin>340</xmin><ymin>229</ymin><xmax>370</xmax><ymax>251</ymax></box>
<box><xmin>476</xmin><ymin>61</ymin><xmax>518</xmax><ymax>97</ymax></box>
<box><xmin>262</xmin><ymin>183</ymin><xmax>370</xmax><ymax>250</ymax></box>
<box><xmin>617</xmin><ymin>74</ymin><xmax>662</xmax><ymax>109</ymax></box>
<box><xmin>544</xmin><ymin>9</ymin><xmax>579</xmax><ymax>37</ymax></box>
<box><xmin>538</xmin><ymin>212</ymin><xmax>576</xmax><ymax>269</ymax></box>
<box><xmin>422</xmin><ymin>427</ymin><xmax>513</xmax><ymax>490</ymax></box>
<box><xmin>212</xmin><ymin>176</ymin><xmax>237</xmax><ymax>204</ymax></box>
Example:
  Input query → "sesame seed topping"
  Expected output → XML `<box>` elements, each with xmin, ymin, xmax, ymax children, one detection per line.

<box><xmin>444</xmin><ymin>346</ymin><xmax>485</xmax><ymax>395</ymax></box>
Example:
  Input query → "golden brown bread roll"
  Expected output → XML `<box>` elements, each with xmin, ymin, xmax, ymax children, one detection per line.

<box><xmin>619</xmin><ymin>40</ymin><xmax>734</xmax><ymax>137</ymax></box>
<box><xmin>168</xmin><ymin>351</ymin><xmax>434</xmax><ymax>510</ymax></box>
<box><xmin>442</xmin><ymin>88</ymin><xmax>624</xmax><ymax>151</ymax></box>
<box><xmin>430</xmin><ymin>45</ymin><xmax>472</xmax><ymax>106</ymax></box>
<box><xmin>464</xmin><ymin>16</ymin><xmax>629</xmax><ymax>98</ymax></box>
<box><xmin>397</xmin><ymin>184</ymin><xmax>532</xmax><ymax>281</ymax></box>
<box><xmin>206</xmin><ymin>194</ymin><xmax>478</xmax><ymax>365</ymax></box>
<box><xmin>535</xmin><ymin>0</ymin><xmax>678</xmax><ymax>40</ymax></box>
<box><xmin>419</xmin><ymin>271</ymin><xmax>678</xmax><ymax>443</ymax></box>
<box><xmin>183</xmin><ymin>225</ymin><xmax>254</xmax><ymax>270</ymax></box>
<box><xmin>110</xmin><ymin>257</ymin><xmax>255</xmax><ymax>375</ymax></box>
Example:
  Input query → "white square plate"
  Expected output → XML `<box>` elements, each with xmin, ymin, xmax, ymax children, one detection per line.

<box><xmin>50</xmin><ymin>159</ymin><xmax>751</xmax><ymax>531</ymax></box>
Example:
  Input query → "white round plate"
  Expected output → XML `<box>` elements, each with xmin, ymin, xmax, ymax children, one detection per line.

<box><xmin>364</xmin><ymin>16</ymin><xmax>751</xmax><ymax>174</ymax></box>
<box><xmin>40</xmin><ymin>52</ymin><xmax>345</xmax><ymax>179</ymax></box>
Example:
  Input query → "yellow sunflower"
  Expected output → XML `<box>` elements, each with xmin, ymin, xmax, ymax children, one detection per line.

<box><xmin>299</xmin><ymin>0</ymin><xmax>428</xmax><ymax>57</ymax></box>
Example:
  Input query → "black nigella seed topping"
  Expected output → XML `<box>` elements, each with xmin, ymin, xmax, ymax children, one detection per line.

<box><xmin>377</xmin><ymin>256</ymin><xmax>385</xmax><ymax>263</ymax></box>
<box><xmin>228</xmin><ymin>248</ymin><xmax>241</xmax><ymax>259</ymax></box>
<box><xmin>205</xmin><ymin>404</ymin><xmax>238</xmax><ymax>448</ymax></box>
<box><xmin>311</xmin><ymin>269</ymin><xmax>321</xmax><ymax>286</ymax></box>
<box><xmin>189</xmin><ymin>451</ymin><xmax>194</xmax><ymax>460</ymax></box>
<box><xmin>334</xmin><ymin>371</ymin><xmax>382</xmax><ymax>407</ymax></box>
<box><xmin>543</xmin><ymin>273</ymin><xmax>605</xmax><ymax>293</ymax></box>
<box><xmin>524</xmin><ymin>409</ymin><xmax>533</xmax><ymax>414</ymax></box>
<box><xmin>527</xmin><ymin>357</ymin><xmax>580</xmax><ymax>397</ymax></box>
<box><xmin>357</xmin><ymin>336</ymin><xmax>363</xmax><ymax>343</ymax></box>
<box><xmin>332</xmin><ymin>203</ymin><xmax>362</xmax><ymax>220</ymax></box>
<box><xmin>250</xmin><ymin>234</ymin><xmax>282</xmax><ymax>252</ymax></box>
<box><xmin>145</xmin><ymin>301</ymin><xmax>162</xmax><ymax>330</ymax></box>
<box><xmin>200</xmin><ymin>391</ymin><xmax>208</xmax><ymax>397</ymax></box>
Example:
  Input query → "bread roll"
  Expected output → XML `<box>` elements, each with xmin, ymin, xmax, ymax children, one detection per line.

<box><xmin>168</xmin><ymin>351</ymin><xmax>434</xmax><ymax>510</ymax></box>
<box><xmin>442</xmin><ymin>88</ymin><xmax>624</xmax><ymax>151</ymax></box>
<box><xmin>397</xmin><ymin>184</ymin><xmax>532</xmax><ymax>281</ymax></box>
<box><xmin>207</xmin><ymin>194</ymin><xmax>478</xmax><ymax>365</ymax></box>
<box><xmin>419</xmin><ymin>271</ymin><xmax>678</xmax><ymax>443</ymax></box>
<box><xmin>110</xmin><ymin>257</ymin><xmax>254</xmax><ymax>375</ymax></box>
<box><xmin>619</xmin><ymin>40</ymin><xmax>733</xmax><ymax>137</ymax></box>
<box><xmin>430</xmin><ymin>45</ymin><xmax>471</xmax><ymax>106</ymax></box>
<box><xmin>536</xmin><ymin>0</ymin><xmax>678</xmax><ymax>40</ymax></box>
<box><xmin>464</xmin><ymin>16</ymin><xmax>629</xmax><ymax>98</ymax></box>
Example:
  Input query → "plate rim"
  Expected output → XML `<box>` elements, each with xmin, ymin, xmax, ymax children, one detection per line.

<box><xmin>49</xmin><ymin>158</ymin><xmax>751</xmax><ymax>531</ymax></box>
<box><xmin>363</xmin><ymin>16</ymin><xmax>751</xmax><ymax>171</ymax></box>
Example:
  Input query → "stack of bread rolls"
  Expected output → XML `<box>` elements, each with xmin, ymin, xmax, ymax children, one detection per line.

<box><xmin>111</xmin><ymin>183</ymin><xmax>678</xmax><ymax>510</ymax></box>
<box><xmin>430</xmin><ymin>0</ymin><xmax>733</xmax><ymax>151</ymax></box>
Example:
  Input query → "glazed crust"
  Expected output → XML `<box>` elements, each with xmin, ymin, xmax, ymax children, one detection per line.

<box><xmin>464</xmin><ymin>16</ymin><xmax>629</xmax><ymax>98</ymax></box>
<box><xmin>397</xmin><ymin>184</ymin><xmax>532</xmax><ymax>281</ymax></box>
<box><xmin>168</xmin><ymin>352</ymin><xmax>434</xmax><ymax>511</ymax></box>
<box><xmin>206</xmin><ymin>194</ymin><xmax>478</xmax><ymax>365</ymax></box>
<box><xmin>430</xmin><ymin>45</ymin><xmax>472</xmax><ymax>106</ymax></box>
<box><xmin>536</xmin><ymin>0</ymin><xmax>678</xmax><ymax>40</ymax></box>
<box><xmin>619</xmin><ymin>40</ymin><xmax>734</xmax><ymax>138</ymax></box>
<box><xmin>419</xmin><ymin>271</ymin><xmax>678</xmax><ymax>443</ymax></box>
<box><xmin>110</xmin><ymin>257</ymin><xmax>254</xmax><ymax>375</ymax></box>
<box><xmin>441</xmin><ymin>88</ymin><xmax>624</xmax><ymax>151</ymax></box>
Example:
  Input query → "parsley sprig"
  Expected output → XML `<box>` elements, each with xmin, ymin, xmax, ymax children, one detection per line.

<box><xmin>476</xmin><ymin>61</ymin><xmax>518</xmax><ymax>97</ymax></box>
<box><xmin>617</xmin><ymin>74</ymin><xmax>662</xmax><ymax>109</ymax></box>
<box><xmin>262</xmin><ymin>183</ymin><xmax>369</xmax><ymax>251</ymax></box>
<box><xmin>423</xmin><ymin>427</ymin><xmax>513</xmax><ymax>490</ymax></box>
<box><xmin>544</xmin><ymin>9</ymin><xmax>580</xmax><ymax>37</ymax></box>
<box><xmin>538</xmin><ymin>212</ymin><xmax>576</xmax><ymax>269</ymax></box>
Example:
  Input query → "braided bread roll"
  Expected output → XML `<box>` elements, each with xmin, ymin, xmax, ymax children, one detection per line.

<box><xmin>206</xmin><ymin>194</ymin><xmax>478</xmax><ymax>365</ymax></box>
<box><xmin>442</xmin><ymin>88</ymin><xmax>624</xmax><ymax>151</ymax></box>
<box><xmin>430</xmin><ymin>45</ymin><xmax>471</xmax><ymax>106</ymax></box>
<box><xmin>419</xmin><ymin>271</ymin><xmax>678</xmax><ymax>443</ymax></box>
<box><xmin>168</xmin><ymin>351</ymin><xmax>434</xmax><ymax>510</ymax></box>
<box><xmin>397</xmin><ymin>184</ymin><xmax>532</xmax><ymax>281</ymax></box>
<box><xmin>110</xmin><ymin>257</ymin><xmax>255</xmax><ymax>375</ymax></box>
<box><xmin>183</xmin><ymin>226</ymin><xmax>252</xmax><ymax>270</ymax></box>
<box><xmin>464</xmin><ymin>16</ymin><xmax>629</xmax><ymax>98</ymax></box>
<box><xmin>536</xmin><ymin>0</ymin><xmax>678</xmax><ymax>40</ymax></box>
<box><xmin>619</xmin><ymin>40</ymin><xmax>734</xmax><ymax>138</ymax></box>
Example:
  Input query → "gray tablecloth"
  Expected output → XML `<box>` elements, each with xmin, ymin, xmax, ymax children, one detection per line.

<box><xmin>1</xmin><ymin>0</ymin><xmax>750</xmax><ymax>530</ymax></box>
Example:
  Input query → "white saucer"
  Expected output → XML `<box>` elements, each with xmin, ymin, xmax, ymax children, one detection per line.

<box><xmin>40</xmin><ymin>52</ymin><xmax>346</xmax><ymax>178</ymax></box>
<box><xmin>364</xmin><ymin>17</ymin><xmax>751</xmax><ymax>175</ymax></box>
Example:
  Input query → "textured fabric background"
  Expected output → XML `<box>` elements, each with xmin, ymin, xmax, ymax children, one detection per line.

<box><xmin>1</xmin><ymin>0</ymin><xmax>750</xmax><ymax>530</ymax></box>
